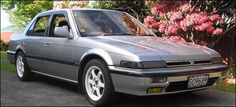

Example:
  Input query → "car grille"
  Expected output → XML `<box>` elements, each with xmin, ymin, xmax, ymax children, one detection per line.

<box><xmin>165</xmin><ymin>77</ymin><xmax>218</xmax><ymax>92</ymax></box>
<box><xmin>166</xmin><ymin>60</ymin><xmax>211</xmax><ymax>67</ymax></box>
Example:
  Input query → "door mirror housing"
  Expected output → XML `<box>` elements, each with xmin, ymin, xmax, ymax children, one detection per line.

<box><xmin>54</xmin><ymin>26</ymin><xmax>73</xmax><ymax>39</ymax></box>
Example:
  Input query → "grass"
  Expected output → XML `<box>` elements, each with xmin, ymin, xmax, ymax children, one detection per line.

<box><xmin>1</xmin><ymin>61</ymin><xmax>15</xmax><ymax>73</ymax></box>
<box><xmin>1</xmin><ymin>51</ymin><xmax>7</xmax><ymax>58</ymax></box>
<box><xmin>1</xmin><ymin>51</ymin><xmax>16</xmax><ymax>73</ymax></box>
<box><xmin>214</xmin><ymin>79</ymin><xmax>235</xmax><ymax>93</ymax></box>
<box><xmin>0</xmin><ymin>51</ymin><xmax>235</xmax><ymax>93</ymax></box>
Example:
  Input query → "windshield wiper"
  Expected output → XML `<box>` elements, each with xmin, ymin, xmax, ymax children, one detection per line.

<box><xmin>139</xmin><ymin>34</ymin><xmax>155</xmax><ymax>36</ymax></box>
<box><xmin>112</xmin><ymin>33</ymin><xmax>135</xmax><ymax>35</ymax></box>
<box><xmin>100</xmin><ymin>32</ymin><xmax>135</xmax><ymax>36</ymax></box>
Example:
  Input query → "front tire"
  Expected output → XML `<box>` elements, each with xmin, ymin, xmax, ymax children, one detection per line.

<box><xmin>82</xmin><ymin>59</ymin><xmax>116</xmax><ymax>106</ymax></box>
<box><xmin>16</xmin><ymin>51</ymin><xmax>33</xmax><ymax>81</ymax></box>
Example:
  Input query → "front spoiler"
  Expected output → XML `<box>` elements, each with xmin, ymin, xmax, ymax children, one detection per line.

<box><xmin>108</xmin><ymin>64</ymin><xmax>228</xmax><ymax>77</ymax></box>
<box><xmin>109</xmin><ymin>64</ymin><xmax>227</xmax><ymax>96</ymax></box>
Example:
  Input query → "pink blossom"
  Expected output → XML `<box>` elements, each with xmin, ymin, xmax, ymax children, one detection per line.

<box><xmin>144</xmin><ymin>16</ymin><xmax>159</xmax><ymax>29</ymax></box>
<box><xmin>158</xmin><ymin>23</ymin><xmax>166</xmax><ymax>33</ymax></box>
<box><xmin>144</xmin><ymin>16</ymin><xmax>155</xmax><ymax>23</ymax></box>
<box><xmin>195</xmin><ymin>22</ymin><xmax>215</xmax><ymax>31</ymax></box>
<box><xmin>151</xmin><ymin>4</ymin><xmax>164</xmax><ymax>15</ymax></box>
<box><xmin>194</xmin><ymin>25</ymin><xmax>202</xmax><ymax>31</ymax></box>
<box><xmin>152</xmin><ymin>22</ymin><xmax>159</xmax><ymax>29</ymax></box>
<box><xmin>168</xmin><ymin>25</ymin><xmax>178</xmax><ymax>34</ymax></box>
<box><xmin>158</xmin><ymin>25</ymin><xmax>165</xmax><ymax>33</ymax></box>
<box><xmin>130</xmin><ymin>28</ymin><xmax>136</xmax><ymax>32</ymax></box>
<box><xmin>205</xmin><ymin>21</ymin><xmax>214</xmax><ymax>26</ymax></box>
<box><xmin>213</xmin><ymin>28</ymin><xmax>223</xmax><ymax>35</ymax></box>
<box><xmin>143</xmin><ymin>23</ymin><xmax>150</xmax><ymax>28</ymax></box>
<box><xmin>210</xmin><ymin>14</ymin><xmax>221</xmax><ymax>21</ymax></box>
<box><xmin>197</xmin><ymin>21</ymin><xmax>214</xmax><ymax>32</ymax></box>
<box><xmin>168</xmin><ymin>36</ymin><xmax>186</xmax><ymax>43</ymax></box>
<box><xmin>158</xmin><ymin>21</ymin><xmax>168</xmax><ymax>33</ymax></box>
<box><xmin>193</xmin><ymin>12</ymin><xmax>208</xmax><ymax>24</ymax></box>
<box><xmin>159</xmin><ymin>12</ymin><xmax>165</xmax><ymax>18</ymax></box>
<box><xmin>186</xmin><ymin>19</ymin><xmax>194</xmax><ymax>26</ymax></box>
<box><xmin>165</xmin><ymin>29</ymin><xmax>170</xmax><ymax>35</ymax></box>
<box><xmin>181</xmin><ymin>4</ymin><xmax>191</xmax><ymax>12</ymax></box>
<box><xmin>179</xmin><ymin>17</ymin><xmax>194</xmax><ymax>31</ymax></box>
<box><xmin>180</xmin><ymin>20</ymin><xmax>187</xmax><ymax>31</ymax></box>
<box><xmin>142</xmin><ymin>0</ymin><xmax>226</xmax><ymax>47</ymax></box>
<box><xmin>167</xmin><ymin>11</ymin><xmax>174</xmax><ymax>18</ymax></box>
<box><xmin>175</xmin><ymin>21</ymin><xmax>180</xmax><ymax>27</ymax></box>
<box><xmin>206</xmin><ymin>26</ymin><xmax>214</xmax><ymax>33</ymax></box>
<box><xmin>198</xmin><ymin>22</ymin><xmax>212</xmax><ymax>31</ymax></box>
<box><xmin>189</xmin><ymin>14</ymin><xmax>198</xmax><ymax>23</ymax></box>
<box><xmin>151</xmin><ymin>7</ymin><xmax>159</xmax><ymax>15</ymax></box>
<box><xmin>163</xmin><ymin>22</ymin><xmax>178</xmax><ymax>35</ymax></box>
<box><xmin>144</xmin><ymin>16</ymin><xmax>157</xmax><ymax>24</ymax></box>
<box><xmin>170</xmin><ymin>12</ymin><xmax>183</xmax><ymax>21</ymax></box>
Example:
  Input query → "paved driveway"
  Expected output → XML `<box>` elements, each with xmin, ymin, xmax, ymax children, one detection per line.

<box><xmin>1</xmin><ymin>71</ymin><xmax>235</xmax><ymax>106</ymax></box>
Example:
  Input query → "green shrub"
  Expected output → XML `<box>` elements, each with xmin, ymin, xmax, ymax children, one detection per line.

<box><xmin>0</xmin><ymin>40</ymin><xmax>8</xmax><ymax>51</ymax></box>
<box><xmin>227</xmin><ymin>58</ymin><xmax>235</xmax><ymax>78</ymax></box>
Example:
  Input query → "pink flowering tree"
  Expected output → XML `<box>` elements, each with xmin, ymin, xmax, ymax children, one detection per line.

<box><xmin>144</xmin><ymin>0</ymin><xmax>235</xmax><ymax>47</ymax></box>
<box><xmin>53</xmin><ymin>1</ymin><xmax>89</xmax><ymax>9</ymax></box>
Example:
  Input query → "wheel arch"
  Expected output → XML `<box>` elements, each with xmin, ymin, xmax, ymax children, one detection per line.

<box><xmin>78</xmin><ymin>49</ymin><xmax>113</xmax><ymax>83</ymax></box>
<box><xmin>15</xmin><ymin>45</ymin><xmax>26</xmax><ymax>55</ymax></box>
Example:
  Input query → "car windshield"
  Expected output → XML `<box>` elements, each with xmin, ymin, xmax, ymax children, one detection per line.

<box><xmin>72</xmin><ymin>10</ymin><xmax>154</xmax><ymax>37</ymax></box>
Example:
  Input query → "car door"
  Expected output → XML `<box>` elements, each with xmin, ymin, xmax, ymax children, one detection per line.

<box><xmin>41</xmin><ymin>11</ymin><xmax>78</xmax><ymax>82</ymax></box>
<box><xmin>25</xmin><ymin>14</ymin><xmax>51</xmax><ymax>72</ymax></box>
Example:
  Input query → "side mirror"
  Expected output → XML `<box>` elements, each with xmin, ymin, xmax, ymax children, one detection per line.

<box><xmin>54</xmin><ymin>26</ymin><xmax>73</xmax><ymax>39</ymax></box>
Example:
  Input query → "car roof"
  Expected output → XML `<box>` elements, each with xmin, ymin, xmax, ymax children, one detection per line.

<box><xmin>40</xmin><ymin>8</ymin><xmax>120</xmax><ymax>14</ymax></box>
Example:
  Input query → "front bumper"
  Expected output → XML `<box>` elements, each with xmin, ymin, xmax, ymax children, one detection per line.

<box><xmin>6</xmin><ymin>50</ymin><xmax>16</xmax><ymax>64</ymax></box>
<box><xmin>109</xmin><ymin>64</ymin><xmax>228</xmax><ymax>96</ymax></box>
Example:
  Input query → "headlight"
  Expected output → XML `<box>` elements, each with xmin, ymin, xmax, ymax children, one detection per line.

<box><xmin>120</xmin><ymin>60</ymin><xmax>143</xmax><ymax>69</ymax></box>
<box><xmin>211</xmin><ymin>57</ymin><xmax>223</xmax><ymax>64</ymax></box>
<box><xmin>120</xmin><ymin>60</ymin><xmax>166</xmax><ymax>69</ymax></box>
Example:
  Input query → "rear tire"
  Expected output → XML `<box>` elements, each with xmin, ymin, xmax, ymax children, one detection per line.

<box><xmin>15</xmin><ymin>51</ymin><xmax>33</xmax><ymax>81</ymax></box>
<box><xmin>82</xmin><ymin>59</ymin><xmax>116</xmax><ymax>106</ymax></box>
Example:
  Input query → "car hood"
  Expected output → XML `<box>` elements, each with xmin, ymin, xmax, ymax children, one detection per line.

<box><xmin>87</xmin><ymin>36</ymin><xmax>219</xmax><ymax>62</ymax></box>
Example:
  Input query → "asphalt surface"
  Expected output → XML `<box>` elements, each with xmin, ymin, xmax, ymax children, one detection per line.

<box><xmin>1</xmin><ymin>71</ymin><xmax>235</xmax><ymax>106</ymax></box>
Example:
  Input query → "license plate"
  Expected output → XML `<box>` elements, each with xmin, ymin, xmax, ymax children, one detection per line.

<box><xmin>188</xmin><ymin>75</ymin><xmax>209</xmax><ymax>88</ymax></box>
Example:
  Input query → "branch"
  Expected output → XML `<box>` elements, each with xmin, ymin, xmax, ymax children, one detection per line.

<box><xmin>209</xmin><ymin>25</ymin><xmax>236</xmax><ymax>48</ymax></box>
<box><xmin>191</xmin><ymin>0</ymin><xmax>199</xmax><ymax>10</ymax></box>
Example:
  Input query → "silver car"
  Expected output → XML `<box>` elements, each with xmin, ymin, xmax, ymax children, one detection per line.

<box><xmin>7</xmin><ymin>9</ymin><xmax>228</xmax><ymax>106</ymax></box>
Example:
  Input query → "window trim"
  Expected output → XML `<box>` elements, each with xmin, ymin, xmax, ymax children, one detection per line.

<box><xmin>26</xmin><ymin>15</ymin><xmax>51</xmax><ymax>37</ymax></box>
<box><xmin>48</xmin><ymin>11</ymin><xmax>71</xmax><ymax>38</ymax></box>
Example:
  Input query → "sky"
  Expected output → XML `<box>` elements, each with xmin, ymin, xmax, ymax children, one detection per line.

<box><xmin>1</xmin><ymin>8</ymin><xmax>12</xmax><ymax>29</ymax></box>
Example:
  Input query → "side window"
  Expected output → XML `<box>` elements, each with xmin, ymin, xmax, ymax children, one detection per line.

<box><xmin>49</xmin><ymin>14</ymin><xmax>70</xmax><ymax>38</ymax></box>
<box><xmin>27</xmin><ymin>16</ymin><xmax>49</xmax><ymax>36</ymax></box>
